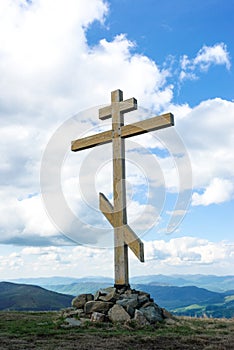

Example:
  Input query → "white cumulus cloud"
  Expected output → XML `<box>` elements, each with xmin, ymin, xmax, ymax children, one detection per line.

<box><xmin>194</xmin><ymin>43</ymin><xmax>231</xmax><ymax>71</ymax></box>
<box><xmin>192</xmin><ymin>178</ymin><xmax>234</xmax><ymax>206</ymax></box>
<box><xmin>176</xmin><ymin>98</ymin><xmax>234</xmax><ymax>206</ymax></box>
<box><xmin>179</xmin><ymin>43</ymin><xmax>231</xmax><ymax>81</ymax></box>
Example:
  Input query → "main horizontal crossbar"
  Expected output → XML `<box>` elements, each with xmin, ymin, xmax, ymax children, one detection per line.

<box><xmin>71</xmin><ymin>113</ymin><xmax>174</xmax><ymax>152</ymax></box>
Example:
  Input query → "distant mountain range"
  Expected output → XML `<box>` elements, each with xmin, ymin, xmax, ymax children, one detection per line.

<box><xmin>9</xmin><ymin>274</ymin><xmax>234</xmax><ymax>292</ymax></box>
<box><xmin>0</xmin><ymin>282</ymin><xmax>73</xmax><ymax>311</ymax></box>
<box><xmin>2</xmin><ymin>275</ymin><xmax>234</xmax><ymax>317</ymax></box>
<box><xmin>9</xmin><ymin>276</ymin><xmax>114</xmax><ymax>287</ymax></box>
<box><xmin>134</xmin><ymin>284</ymin><xmax>234</xmax><ymax>318</ymax></box>
<box><xmin>37</xmin><ymin>282</ymin><xmax>234</xmax><ymax>318</ymax></box>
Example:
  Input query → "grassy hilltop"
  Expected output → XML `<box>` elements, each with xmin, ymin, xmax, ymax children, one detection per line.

<box><xmin>0</xmin><ymin>311</ymin><xmax>233</xmax><ymax>350</ymax></box>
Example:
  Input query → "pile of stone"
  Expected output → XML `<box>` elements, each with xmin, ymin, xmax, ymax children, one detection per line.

<box><xmin>61</xmin><ymin>286</ymin><xmax>171</xmax><ymax>327</ymax></box>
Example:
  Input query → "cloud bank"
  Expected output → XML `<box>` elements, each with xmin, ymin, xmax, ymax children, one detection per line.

<box><xmin>0</xmin><ymin>0</ymin><xmax>233</xmax><ymax>278</ymax></box>
<box><xmin>0</xmin><ymin>236</ymin><xmax>233</xmax><ymax>279</ymax></box>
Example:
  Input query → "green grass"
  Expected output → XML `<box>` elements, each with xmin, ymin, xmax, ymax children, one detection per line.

<box><xmin>0</xmin><ymin>311</ymin><xmax>234</xmax><ymax>350</ymax></box>
<box><xmin>0</xmin><ymin>311</ymin><xmax>233</xmax><ymax>337</ymax></box>
<box><xmin>0</xmin><ymin>312</ymin><xmax>60</xmax><ymax>337</ymax></box>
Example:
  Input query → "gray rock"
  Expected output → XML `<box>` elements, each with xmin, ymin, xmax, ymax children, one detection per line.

<box><xmin>138</xmin><ymin>291</ymin><xmax>150</xmax><ymax>298</ymax></box>
<box><xmin>94</xmin><ymin>287</ymin><xmax>116</xmax><ymax>301</ymax></box>
<box><xmin>90</xmin><ymin>312</ymin><xmax>106</xmax><ymax>322</ymax></box>
<box><xmin>72</xmin><ymin>293</ymin><xmax>93</xmax><ymax>309</ymax></box>
<box><xmin>94</xmin><ymin>290</ymin><xmax>101</xmax><ymax>301</ymax></box>
<box><xmin>134</xmin><ymin>309</ymin><xmax>150</xmax><ymax>326</ymax></box>
<box><xmin>125</xmin><ymin>305</ymin><xmax>135</xmax><ymax>318</ymax></box>
<box><xmin>141</xmin><ymin>301</ymin><xmax>153</xmax><ymax>308</ymax></box>
<box><xmin>64</xmin><ymin>317</ymin><xmax>82</xmax><ymax>327</ymax></box>
<box><xmin>116</xmin><ymin>296</ymin><xmax>138</xmax><ymax>309</ymax></box>
<box><xmin>99</xmin><ymin>288</ymin><xmax>118</xmax><ymax>302</ymax></box>
<box><xmin>108</xmin><ymin>304</ymin><xmax>131</xmax><ymax>322</ymax></box>
<box><xmin>120</xmin><ymin>291</ymin><xmax>138</xmax><ymax>299</ymax></box>
<box><xmin>60</xmin><ymin>307</ymin><xmax>75</xmax><ymax>317</ymax></box>
<box><xmin>101</xmin><ymin>287</ymin><xmax>116</xmax><ymax>294</ymax></box>
<box><xmin>84</xmin><ymin>301</ymin><xmax>113</xmax><ymax>314</ymax></box>
<box><xmin>62</xmin><ymin>308</ymin><xmax>85</xmax><ymax>318</ymax></box>
<box><xmin>139</xmin><ymin>303</ymin><xmax>164</xmax><ymax>323</ymax></box>
<box><xmin>119</xmin><ymin>292</ymin><xmax>138</xmax><ymax>300</ymax></box>
<box><xmin>138</xmin><ymin>294</ymin><xmax>150</xmax><ymax>306</ymax></box>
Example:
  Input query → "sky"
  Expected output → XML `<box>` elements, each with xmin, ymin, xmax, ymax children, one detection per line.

<box><xmin>0</xmin><ymin>0</ymin><xmax>234</xmax><ymax>280</ymax></box>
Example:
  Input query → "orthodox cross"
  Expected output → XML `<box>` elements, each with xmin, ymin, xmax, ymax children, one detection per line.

<box><xmin>71</xmin><ymin>90</ymin><xmax>174</xmax><ymax>287</ymax></box>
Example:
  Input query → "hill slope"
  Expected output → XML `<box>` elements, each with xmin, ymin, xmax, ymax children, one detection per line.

<box><xmin>0</xmin><ymin>282</ymin><xmax>73</xmax><ymax>311</ymax></box>
<box><xmin>135</xmin><ymin>284</ymin><xmax>234</xmax><ymax>318</ymax></box>
<box><xmin>135</xmin><ymin>284</ymin><xmax>224</xmax><ymax>309</ymax></box>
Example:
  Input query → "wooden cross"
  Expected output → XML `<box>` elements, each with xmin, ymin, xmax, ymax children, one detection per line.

<box><xmin>71</xmin><ymin>90</ymin><xmax>174</xmax><ymax>287</ymax></box>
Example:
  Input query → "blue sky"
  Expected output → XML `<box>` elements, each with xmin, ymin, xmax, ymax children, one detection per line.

<box><xmin>87</xmin><ymin>0</ymin><xmax>234</xmax><ymax>105</ymax></box>
<box><xmin>0</xmin><ymin>0</ymin><xmax>233</xmax><ymax>279</ymax></box>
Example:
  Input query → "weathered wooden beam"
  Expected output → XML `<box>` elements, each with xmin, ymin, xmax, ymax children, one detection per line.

<box><xmin>99</xmin><ymin>105</ymin><xmax>112</xmax><ymax>120</ymax></box>
<box><xmin>71</xmin><ymin>130</ymin><xmax>112</xmax><ymax>152</ymax></box>
<box><xmin>123</xmin><ymin>225</ymin><xmax>144</xmax><ymax>263</ymax></box>
<box><xmin>99</xmin><ymin>193</ymin><xmax>144</xmax><ymax>262</ymax></box>
<box><xmin>121</xmin><ymin>113</ymin><xmax>174</xmax><ymax>139</ymax></box>
<box><xmin>99</xmin><ymin>97</ymin><xmax>137</xmax><ymax>120</ymax></box>
<box><xmin>111</xmin><ymin>90</ymin><xmax>129</xmax><ymax>287</ymax></box>
<box><xmin>72</xmin><ymin>113</ymin><xmax>173</xmax><ymax>152</ymax></box>
<box><xmin>119</xmin><ymin>97</ymin><xmax>138</xmax><ymax>114</ymax></box>
<box><xmin>99</xmin><ymin>192</ymin><xmax>113</xmax><ymax>224</ymax></box>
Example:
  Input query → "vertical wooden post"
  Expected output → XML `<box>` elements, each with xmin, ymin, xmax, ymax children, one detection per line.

<box><xmin>111</xmin><ymin>90</ymin><xmax>129</xmax><ymax>287</ymax></box>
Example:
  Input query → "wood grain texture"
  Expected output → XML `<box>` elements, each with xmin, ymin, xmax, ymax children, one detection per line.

<box><xmin>71</xmin><ymin>130</ymin><xmax>112</xmax><ymax>151</ymax></box>
<box><xmin>71</xmin><ymin>113</ymin><xmax>174</xmax><ymax>151</ymax></box>
<box><xmin>111</xmin><ymin>90</ymin><xmax>129</xmax><ymax>286</ymax></box>
<box><xmin>99</xmin><ymin>97</ymin><xmax>137</xmax><ymax>120</ymax></box>
<box><xmin>99</xmin><ymin>193</ymin><xmax>144</xmax><ymax>262</ymax></box>
<box><xmin>121</xmin><ymin>113</ymin><xmax>174</xmax><ymax>139</ymax></box>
